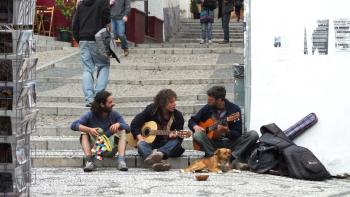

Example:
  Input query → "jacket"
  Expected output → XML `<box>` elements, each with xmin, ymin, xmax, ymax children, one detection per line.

<box><xmin>188</xmin><ymin>99</ymin><xmax>242</xmax><ymax>141</ymax></box>
<box><xmin>130</xmin><ymin>104</ymin><xmax>185</xmax><ymax>142</ymax></box>
<box><xmin>110</xmin><ymin>0</ymin><xmax>131</xmax><ymax>20</ymax></box>
<box><xmin>72</xmin><ymin>0</ymin><xmax>110</xmax><ymax>42</ymax></box>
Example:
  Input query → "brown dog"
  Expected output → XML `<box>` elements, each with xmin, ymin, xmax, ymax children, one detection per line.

<box><xmin>181</xmin><ymin>148</ymin><xmax>232</xmax><ymax>173</ymax></box>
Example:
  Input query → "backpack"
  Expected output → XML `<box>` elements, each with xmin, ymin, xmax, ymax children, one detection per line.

<box><xmin>203</xmin><ymin>0</ymin><xmax>217</xmax><ymax>10</ymax></box>
<box><xmin>248</xmin><ymin>123</ymin><xmax>331</xmax><ymax>181</ymax></box>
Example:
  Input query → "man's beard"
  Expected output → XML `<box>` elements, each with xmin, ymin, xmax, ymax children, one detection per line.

<box><xmin>102</xmin><ymin>106</ymin><xmax>112</xmax><ymax>113</ymax></box>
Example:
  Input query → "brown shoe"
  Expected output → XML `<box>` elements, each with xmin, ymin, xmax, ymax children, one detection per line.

<box><xmin>152</xmin><ymin>161</ymin><xmax>171</xmax><ymax>172</ymax></box>
<box><xmin>144</xmin><ymin>151</ymin><xmax>163</xmax><ymax>166</ymax></box>
<box><xmin>123</xmin><ymin>48</ymin><xmax>129</xmax><ymax>56</ymax></box>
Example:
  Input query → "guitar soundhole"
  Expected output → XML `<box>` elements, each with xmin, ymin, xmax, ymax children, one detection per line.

<box><xmin>144</xmin><ymin>129</ymin><xmax>150</xmax><ymax>137</ymax></box>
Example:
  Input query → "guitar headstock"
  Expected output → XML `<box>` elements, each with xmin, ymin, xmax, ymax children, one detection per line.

<box><xmin>226</xmin><ymin>112</ymin><xmax>240</xmax><ymax>122</ymax></box>
<box><xmin>176</xmin><ymin>130</ymin><xmax>192</xmax><ymax>138</ymax></box>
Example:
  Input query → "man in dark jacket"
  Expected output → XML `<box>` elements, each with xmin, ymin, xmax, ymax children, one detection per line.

<box><xmin>188</xmin><ymin>86</ymin><xmax>259</xmax><ymax>169</ymax></box>
<box><xmin>110</xmin><ymin>0</ymin><xmax>130</xmax><ymax>56</ymax></box>
<box><xmin>72</xmin><ymin>0</ymin><xmax>111</xmax><ymax>107</ymax></box>
<box><xmin>218</xmin><ymin>0</ymin><xmax>234</xmax><ymax>43</ymax></box>
<box><xmin>130</xmin><ymin>89</ymin><xmax>185</xmax><ymax>171</ymax></box>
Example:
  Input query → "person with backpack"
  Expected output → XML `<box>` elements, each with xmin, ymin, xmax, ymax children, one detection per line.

<box><xmin>197</xmin><ymin>0</ymin><xmax>217</xmax><ymax>44</ymax></box>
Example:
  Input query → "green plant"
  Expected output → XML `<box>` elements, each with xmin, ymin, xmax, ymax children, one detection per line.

<box><xmin>55</xmin><ymin>0</ymin><xmax>76</xmax><ymax>21</ymax></box>
<box><xmin>190</xmin><ymin>0</ymin><xmax>199</xmax><ymax>14</ymax></box>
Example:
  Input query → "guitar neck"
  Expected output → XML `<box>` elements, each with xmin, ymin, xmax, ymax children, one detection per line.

<box><xmin>148</xmin><ymin>130</ymin><xmax>175</xmax><ymax>136</ymax></box>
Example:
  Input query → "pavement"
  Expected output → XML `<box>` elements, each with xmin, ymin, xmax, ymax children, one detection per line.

<box><xmin>30</xmin><ymin>168</ymin><xmax>350</xmax><ymax>197</ymax></box>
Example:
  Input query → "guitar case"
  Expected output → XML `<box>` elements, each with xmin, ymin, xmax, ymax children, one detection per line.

<box><xmin>283</xmin><ymin>113</ymin><xmax>318</xmax><ymax>140</ymax></box>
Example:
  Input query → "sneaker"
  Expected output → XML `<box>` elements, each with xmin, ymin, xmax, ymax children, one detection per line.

<box><xmin>152</xmin><ymin>161</ymin><xmax>171</xmax><ymax>172</ymax></box>
<box><xmin>219</xmin><ymin>40</ymin><xmax>229</xmax><ymax>44</ymax></box>
<box><xmin>200</xmin><ymin>39</ymin><xmax>205</xmax><ymax>44</ymax></box>
<box><xmin>123</xmin><ymin>48</ymin><xmax>129</xmax><ymax>56</ymax></box>
<box><xmin>144</xmin><ymin>151</ymin><xmax>164</xmax><ymax>166</ymax></box>
<box><xmin>208</xmin><ymin>40</ymin><xmax>213</xmax><ymax>44</ymax></box>
<box><xmin>117</xmin><ymin>160</ymin><xmax>128</xmax><ymax>171</ymax></box>
<box><xmin>83</xmin><ymin>161</ymin><xmax>97</xmax><ymax>172</ymax></box>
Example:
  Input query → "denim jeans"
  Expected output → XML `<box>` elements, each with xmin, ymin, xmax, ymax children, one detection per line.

<box><xmin>111</xmin><ymin>19</ymin><xmax>128</xmax><ymax>49</ymax></box>
<box><xmin>222</xmin><ymin>13</ymin><xmax>231</xmax><ymax>41</ymax></box>
<box><xmin>193</xmin><ymin>130</ymin><xmax>259</xmax><ymax>162</ymax></box>
<box><xmin>201</xmin><ymin>22</ymin><xmax>213</xmax><ymax>41</ymax></box>
<box><xmin>79</xmin><ymin>41</ymin><xmax>110</xmax><ymax>104</ymax></box>
<box><xmin>138</xmin><ymin>139</ymin><xmax>185</xmax><ymax>160</ymax></box>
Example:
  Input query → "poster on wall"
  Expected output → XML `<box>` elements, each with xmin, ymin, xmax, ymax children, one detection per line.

<box><xmin>334</xmin><ymin>19</ymin><xmax>350</xmax><ymax>52</ymax></box>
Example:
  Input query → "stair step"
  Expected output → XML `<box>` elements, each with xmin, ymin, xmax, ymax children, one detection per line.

<box><xmin>31</xmin><ymin>150</ymin><xmax>204</xmax><ymax>168</ymax></box>
<box><xmin>128</xmin><ymin>47</ymin><xmax>234</xmax><ymax>54</ymax></box>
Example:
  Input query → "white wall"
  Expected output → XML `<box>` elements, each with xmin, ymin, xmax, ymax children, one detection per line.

<box><xmin>148</xmin><ymin>0</ymin><xmax>164</xmax><ymax>20</ymax></box>
<box><xmin>179</xmin><ymin>0</ymin><xmax>191</xmax><ymax>18</ymax></box>
<box><xmin>131</xmin><ymin>0</ymin><xmax>144</xmax><ymax>12</ymax></box>
<box><xmin>249</xmin><ymin>0</ymin><xmax>350</xmax><ymax>175</ymax></box>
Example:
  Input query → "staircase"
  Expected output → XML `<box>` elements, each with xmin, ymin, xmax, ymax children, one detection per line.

<box><xmin>31</xmin><ymin>19</ymin><xmax>244</xmax><ymax>169</ymax></box>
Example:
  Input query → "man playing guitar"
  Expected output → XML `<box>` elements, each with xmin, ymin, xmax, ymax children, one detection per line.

<box><xmin>130</xmin><ymin>89</ymin><xmax>186</xmax><ymax>171</ymax></box>
<box><xmin>188</xmin><ymin>86</ymin><xmax>259</xmax><ymax>169</ymax></box>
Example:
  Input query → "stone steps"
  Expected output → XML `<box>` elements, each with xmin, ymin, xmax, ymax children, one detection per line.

<box><xmin>37</xmin><ymin>83</ymin><xmax>235</xmax><ymax>98</ymax></box>
<box><xmin>31</xmin><ymin>150</ymin><xmax>204</xmax><ymax>168</ymax></box>
<box><xmin>128</xmin><ymin>47</ymin><xmax>235</xmax><ymax>54</ymax></box>
<box><xmin>169</xmin><ymin>38</ymin><xmax>243</xmax><ymax>44</ymax></box>
<box><xmin>37</xmin><ymin>101</ymin><xmax>206</xmax><ymax>116</ymax></box>
<box><xmin>134</xmin><ymin>43</ymin><xmax>236</xmax><ymax>48</ymax></box>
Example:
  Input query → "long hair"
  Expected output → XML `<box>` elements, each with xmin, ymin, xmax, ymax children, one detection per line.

<box><xmin>153</xmin><ymin>89</ymin><xmax>177</xmax><ymax>110</ymax></box>
<box><xmin>91</xmin><ymin>91</ymin><xmax>112</xmax><ymax>114</ymax></box>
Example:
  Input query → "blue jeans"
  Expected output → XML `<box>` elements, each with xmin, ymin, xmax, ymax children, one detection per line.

<box><xmin>222</xmin><ymin>13</ymin><xmax>231</xmax><ymax>41</ymax></box>
<box><xmin>138</xmin><ymin>139</ymin><xmax>185</xmax><ymax>160</ymax></box>
<box><xmin>79</xmin><ymin>41</ymin><xmax>110</xmax><ymax>104</ymax></box>
<box><xmin>201</xmin><ymin>22</ymin><xmax>213</xmax><ymax>40</ymax></box>
<box><xmin>111</xmin><ymin>19</ymin><xmax>128</xmax><ymax>49</ymax></box>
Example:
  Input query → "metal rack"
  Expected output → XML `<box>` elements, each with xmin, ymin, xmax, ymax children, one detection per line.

<box><xmin>0</xmin><ymin>0</ymin><xmax>37</xmax><ymax>196</ymax></box>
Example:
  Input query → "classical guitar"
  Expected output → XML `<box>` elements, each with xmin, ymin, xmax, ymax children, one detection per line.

<box><xmin>193</xmin><ymin>112</ymin><xmax>240</xmax><ymax>150</ymax></box>
<box><xmin>127</xmin><ymin>121</ymin><xmax>192</xmax><ymax>148</ymax></box>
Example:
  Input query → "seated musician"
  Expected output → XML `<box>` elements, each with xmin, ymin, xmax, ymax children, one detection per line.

<box><xmin>188</xmin><ymin>86</ymin><xmax>259</xmax><ymax>169</ymax></box>
<box><xmin>130</xmin><ymin>89</ymin><xmax>185</xmax><ymax>171</ymax></box>
<box><xmin>71</xmin><ymin>91</ymin><xmax>129</xmax><ymax>172</ymax></box>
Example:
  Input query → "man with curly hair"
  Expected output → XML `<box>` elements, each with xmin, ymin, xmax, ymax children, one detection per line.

<box><xmin>130</xmin><ymin>89</ymin><xmax>185</xmax><ymax>171</ymax></box>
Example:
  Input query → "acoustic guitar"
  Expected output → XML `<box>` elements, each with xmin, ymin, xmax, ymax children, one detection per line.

<box><xmin>193</xmin><ymin>112</ymin><xmax>240</xmax><ymax>150</ymax></box>
<box><xmin>127</xmin><ymin>121</ymin><xmax>192</xmax><ymax>148</ymax></box>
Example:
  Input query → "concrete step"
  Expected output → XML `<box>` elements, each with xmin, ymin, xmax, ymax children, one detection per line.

<box><xmin>52</xmin><ymin>62</ymin><xmax>239</xmax><ymax>70</ymax></box>
<box><xmin>37</xmin><ymin>77</ymin><xmax>234</xmax><ymax>86</ymax></box>
<box><xmin>128</xmin><ymin>47</ymin><xmax>235</xmax><ymax>54</ymax></box>
<box><xmin>31</xmin><ymin>150</ymin><xmax>204</xmax><ymax>169</ymax></box>
<box><xmin>35</xmin><ymin>46</ymin><xmax>64</xmax><ymax>52</ymax></box>
<box><xmin>178</xmin><ymin>29</ymin><xmax>243</xmax><ymax>33</ymax></box>
<box><xmin>175</xmin><ymin>34</ymin><xmax>243</xmax><ymax>39</ymax></box>
<box><xmin>135</xmin><ymin>43</ymin><xmax>236</xmax><ymax>48</ymax></box>
<box><xmin>169</xmin><ymin>38</ymin><xmax>243</xmax><ymax>44</ymax></box>
<box><xmin>36</xmin><ymin>101</ymin><xmax>206</xmax><ymax>116</ymax></box>
<box><xmin>31</xmin><ymin>136</ymin><xmax>194</xmax><ymax>151</ymax></box>
<box><xmin>37</xmin><ymin>83</ymin><xmax>235</xmax><ymax>100</ymax></box>
<box><xmin>37</xmin><ymin>93</ymin><xmax>234</xmax><ymax>104</ymax></box>
<box><xmin>37</xmin><ymin>66</ymin><xmax>233</xmax><ymax>80</ymax></box>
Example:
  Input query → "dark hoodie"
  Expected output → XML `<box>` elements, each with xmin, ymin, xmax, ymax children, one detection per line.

<box><xmin>72</xmin><ymin>0</ymin><xmax>110</xmax><ymax>42</ymax></box>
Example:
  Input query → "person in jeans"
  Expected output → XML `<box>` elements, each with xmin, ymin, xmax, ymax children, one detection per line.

<box><xmin>188</xmin><ymin>86</ymin><xmax>259</xmax><ymax>169</ymax></box>
<box><xmin>72</xmin><ymin>0</ymin><xmax>110</xmax><ymax>107</ymax></box>
<box><xmin>130</xmin><ymin>89</ymin><xmax>185</xmax><ymax>171</ymax></box>
<box><xmin>110</xmin><ymin>0</ymin><xmax>130</xmax><ymax>56</ymax></box>
<box><xmin>71</xmin><ymin>91</ymin><xmax>130</xmax><ymax>172</ymax></box>
<box><xmin>198</xmin><ymin>0</ymin><xmax>214</xmax><ymax>44</ymax></box>
<box><xmin>219</xmin><ymin>0</ymin><xmax>234</xmax><ymax>43</ymax></box>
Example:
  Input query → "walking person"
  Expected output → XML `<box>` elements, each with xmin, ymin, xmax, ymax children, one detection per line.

<box><xmin>218</xmin><ymin>0</ymin><xmax>234</xmax><ymax>43</ymax></box>
<box><xmin>234</xmin><ymin>0</ymin><xmax>243</xmax><ymax>22</ymax></box>
<box><xmin>72</xmin><ymin>0</ymin><xmax>111</xmax><ymax>107</ymax></box>
<box><xmin>110</xmin><ymin>0</ymin><xmax>131</xmax><ymax>56</ymax></box>
<box><xmin>197</xmin><ymin>0</ymin><xmax>216</xmax><ymax>44</ymax></box>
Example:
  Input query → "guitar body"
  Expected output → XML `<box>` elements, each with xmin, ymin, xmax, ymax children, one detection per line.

<box><xmin>126</xmin><ymin>121</ymin><xmax>158</xmax><ymax>148</ymax></box>
<box><xmin>193</xmin><ymin>118</ymin><xmax>222</xmax><ymax>150</ymax></box>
